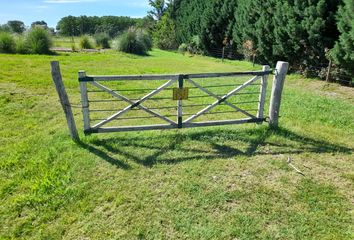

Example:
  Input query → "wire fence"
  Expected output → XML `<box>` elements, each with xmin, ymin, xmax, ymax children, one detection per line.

<box><xmin>206</xmin><ymin>46</ymin><xmax>353</xmax><ymax>87</ymax></box>
<box><xmin>291</xmin><ymin>65</ymin><xmax>353</xmax><ymax>87</ymax></box>
<box><xmin>208</xmin><ymin>46</ymin><xmax>242</xmax><ymax>61</ymax></box>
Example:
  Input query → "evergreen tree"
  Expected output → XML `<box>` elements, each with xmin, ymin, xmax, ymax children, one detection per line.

<box><xmin>148</xmin><ymin>0</ymin><xmax>168</xmax><ymax>20</ymax></box>
<box><xmin>331</xmin><ymin>0</ymin><xmax>354</xmax><ymax>74</ymax></box>
<box><xmin>169</xmin><ymin>0</ymin><xmax>342</xmax><ymax>68</ymax></box>
<box><xmin>273</xmin><ymin>0</ymin><xmax>340</xmax><ymax>67</ymax></box>
<box><xmin>200</xmin><ymin>0</ymin><xmax>237</xmax><ymax>53</ymax></box>
<box><xmin>153</xmin><ymin>14</ymin><xmax>178</xmax><ymax>49</ymax></box>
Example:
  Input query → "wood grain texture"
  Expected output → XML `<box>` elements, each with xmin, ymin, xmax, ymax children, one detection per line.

<box><xmin>51</xmin><ymin>61</ymin><xmax>79</xmax><ymax>141</ymax></box>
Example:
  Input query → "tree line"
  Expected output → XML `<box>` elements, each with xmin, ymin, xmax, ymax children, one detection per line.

<box><xmin>56</xmin><ymin>15</ymin><xmax>149</xmax><ymax>37</ymax></box>
<box><xmin>152</xmin><ymin>0</ymin><xmax>353</xmax><ymax>76</ymax></box>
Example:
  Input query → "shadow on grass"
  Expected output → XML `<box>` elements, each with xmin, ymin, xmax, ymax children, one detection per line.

<box><xmin>76</xmin><ymin>141</ymin><xmax>132</xmax><ymax>169</ymax></box>
<box><xmin>78</xmin><ymin>126</ymin><xmax>353</xmax><ymax>168</ymax></box>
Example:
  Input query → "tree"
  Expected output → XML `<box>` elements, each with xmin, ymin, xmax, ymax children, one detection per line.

<box><xmin>31</xmin><ymin>21</ymin><xmax>48</xmax><ymax>29</ymax></box>
<box><xmin>148</xmin><ymin>0</ymin><xmax>167</xmax><ymax>20</ymax></box>
<box><xmin>153</xmin><ymin>14</ymin><xmax>178</xmax><ymax>49</ymax></box>
<box><xmin>331</xmin><ymin>0</ymin><xmax>354</xmax><ymax>74</ymax></box>
<box><xmin>273</xmin><ymin>0</ymin><xmax>340</xmax><ymax>67</ymax></box>
<box><xmin>0</xmin><ymin>24</ymin><xmax>11</xmax><ymax>32</ymax></box>
<box><xmin>56</xmin><ymin>15</ymin><xmax>138</xmax><ymax>37</ymax></box>
<box><xmin>200</xmin><ymin>0</ymin><xmax>237</xmax><ymax>53</ymax></box>
<box><xmin>7</xmin><ymin>20</ymin><xmax>25</xmax><ymax>33</ymax></box>
<box><xmin>56</xmin><ymin>16</ymin><xmax>79</xmax><ymax>36</ymax></box>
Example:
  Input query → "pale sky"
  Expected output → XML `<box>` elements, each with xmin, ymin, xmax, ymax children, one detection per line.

<box><xmin>0</xmin><ymin>0</ymin><xmax>151</xmax><ymax>28</ymax></box>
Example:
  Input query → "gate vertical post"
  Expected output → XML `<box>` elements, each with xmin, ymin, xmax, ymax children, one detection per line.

<box><xmin>269</xmin><ymin>61</ymin><xmax>289</xmax><ymax>128</ymax></box>
<box><xmin>257</xmin><ymin>65</ymin><xmax>270</xmax><ymax>121</ymax></box>
<box><xmin>79</xmin><ymin>71</ymin><xmax>90</xmax><ymax>133</ymax></box>
<box><xmin>177</xmin><ymin>74</ymin><xmax>184</xmax><ymax>128</ymax></box>
<box><xmin>50</xmin><ymin>61</ymin><xmax>79</xmax><ymax>141</ymax></box>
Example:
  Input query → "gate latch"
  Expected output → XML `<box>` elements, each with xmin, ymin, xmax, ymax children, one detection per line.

<box><xmin>173</xmin><ymin>88</ymin><xmax>189</xmax><ymax>100</ymax></box>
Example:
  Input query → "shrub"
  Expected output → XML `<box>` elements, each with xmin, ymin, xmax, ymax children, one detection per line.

<box><xmin>94</xmin><ymin>32</ymin><xmax>110</xmax><ymax>49</ymax></box>
<box><xmin>116</xmin><ymin>27</ymin><xmax>152</xmax><ymax>55</ymax></box>
<box><xmin>137</xmin><ymin>29</ymin><xmax>152</xmax><ymax>51</ymax></box>
<box><xmin>242</xmin><ymin>40</ymin><xmax>257</xmax><ymax>62</ymax></box>
<box><xmin>0</xmin><ymin>24</ymin><xmax>11</xmax><ymax>33</ymax></box>
<box><xmin>15</xmin><ymin>36</ymin><xmax>29</xmax><ymax>54</ymax></box>
<box><xmin>0</xmin><ymin>32</ymin><xmax>16</xmax><ymax>53</ymax></box>
<box><xmin>80</xmin><ymin>35</ymin><xmax>94</xmax><ymax>49</ymax></box>
<box><xmin>178</xmin><ymin>43</ymin><xmax>188</xmax><ymax>54</ymax></box>
<box><xmin>188</xmin><ymin>35</ymin><xmax>203</xmax><ymax>54</ymax></box>
<box><xmin>26</xmin><ymin>27</ymin><xmax>52</xmax><ymax>54</ymax></box>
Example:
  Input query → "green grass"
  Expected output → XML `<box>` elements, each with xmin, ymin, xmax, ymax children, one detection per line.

<box><xmin>52</xmin><ymin>36</ymin><xmax>97</xmax><ymax>50</ymax></box>
<box><xmin>0</xmin><ymin>49</ymin><xmax>353</xmax><ymax>239</ymax></box>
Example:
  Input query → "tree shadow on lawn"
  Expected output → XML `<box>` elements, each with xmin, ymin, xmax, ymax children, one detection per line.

<box><xmin>79</xmin><ymin>127</ymin><xmax>353</xmax><ymax>168</ymax></box>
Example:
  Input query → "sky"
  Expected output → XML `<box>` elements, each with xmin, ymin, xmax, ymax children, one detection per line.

<box><xmin>0</xmin><ymin>0</ymin><xmax>151</xmax><ymax>28</ymax></box>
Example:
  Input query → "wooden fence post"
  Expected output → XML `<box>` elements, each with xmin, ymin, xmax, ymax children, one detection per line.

<box><xmin>50</xmin><ymin>61</ymin><xmax>80</xmax><ymax>141</ymax></box>
<box><xmin>326</xmin><ymin>59</ymin><xmax>332</xmax><ymax>82</ymax></box>
<box><xmin>79</xmin><ymin>71</ymin><xmax>90</xmax><ymax>132</ymax></box>
<box><xmin>222</xmin><ymin>47</ymin><xmax>225</xmax><ymax>62</ymax></box>
<box><xmin>269</xmin><ymin>61</ymin><xmax>289</xmax><ymax>128</ymax></box>
<box><xmin>257</xmin><ymin>65</ymin><xmax>270</xmax><ymax>120</ymax></box>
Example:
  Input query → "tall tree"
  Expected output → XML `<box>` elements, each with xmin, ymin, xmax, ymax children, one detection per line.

<box><xmin>56</xmin><ymin>16</ymin><xmax>79</xmax><ymax>36</ymax></box>
<box><xmin>200</xmin><ymin>0</ymin><xmax>237</xmax><ymax>53</ymax></box>
<box><xmin>31</xmin><ymin>21</ymin><xmax>48</xmax><ymax>29</ymax></box>
<box><xmin>273</xmin><ymin>0</ymin><xmax>340</xmax><ymax>67</ymax></box>
<box><xmin>56</xmin><ymin>16</ymin><xmax>138</xmax><ymax>37</ymax></box>
<box><xmin>7</xmin><ymin>20</ymin><xmax>25</xmax><ymax>33</ymax></box>
<box><xmin>153</xmin><ymin>14</ymin><xmax>178</xmax><ymax>49</ymax></box>
<box><xmin>148</xmin><ymin>0</ymin><xmax>167</xmax><ymax>20</ymax></box>
<box><xmin>331</xmin><ymin>0</ymin><xmax>354</xmax><ymax>74</ymax></box>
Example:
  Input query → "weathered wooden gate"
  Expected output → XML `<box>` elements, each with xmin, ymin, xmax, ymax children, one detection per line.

<box><xmin>77</xmin><ymin>62</ymin><xmax>288</xmax><ymax>134</ymax></box>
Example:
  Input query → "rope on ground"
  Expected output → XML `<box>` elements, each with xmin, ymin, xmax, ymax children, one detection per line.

<box><xmin>287</xmin><ymin>157</ymin><xmax>305</xmax><ymax>176</ymax></box>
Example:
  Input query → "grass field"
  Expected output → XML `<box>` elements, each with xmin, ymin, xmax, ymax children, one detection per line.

<box><xmin>0</xmin><ymin>49</ymin><xmax>353</xmax><ymax>239</ymax></box>
<box><xmin>52</xmin><ymin>36</ymin><xmax>97</xmax><ymax>50</ymax></box>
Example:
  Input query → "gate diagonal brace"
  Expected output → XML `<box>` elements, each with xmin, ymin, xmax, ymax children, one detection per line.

<box><xmin>90</xmin><ymin>79</ymin><xmax>177</xmax><ymax>129</ymax></box>
<box><xmin>186</xmin><ymin>78</ymin><xmax>257</xmax><ymax>119</ymax></box>
<box><xmin>184</xmin><ymin>76</ymin><xmax>260</xmax><ymax>123</ymax></box>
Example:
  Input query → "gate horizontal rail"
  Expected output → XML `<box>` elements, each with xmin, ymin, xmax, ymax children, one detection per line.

<box><xmin>77</xmin><ymin>66</ymin><xmax>287</xmax><ymax>134</ymax></box>
<box><xmin>78</xmin><ymin>70</ymin><xmax>272</xmax><ymax>82</ymax></box>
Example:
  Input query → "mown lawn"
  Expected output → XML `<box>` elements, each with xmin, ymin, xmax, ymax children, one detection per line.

<box><xmin>0</xmin><ymin>49</ymin><xmax>353</xmax><ymax>239</ymax></box>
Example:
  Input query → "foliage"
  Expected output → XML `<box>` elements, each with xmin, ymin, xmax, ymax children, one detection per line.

<box><xmin>148</xmin><ymin>0</ymin><xmax>168</xmax><ymax>20</ymax></box>
<box><xmin>153</xmin><ymin>14</ymin><xmax>178</xmax><ymax>50</ymax></box>
<box><xmin>188</xmin><ymin>35</ymin><xmax>203</xmax><ymax>54</ymax></box>
<box><xmin>171</xmin><ymin>0</ymin><xmax>341</xmax><ymax>68</ymax></box>
<box><xmin>57</xmin><ymin>15</ymin><xmax>139</xmax><ymax>37</ymax></box>
<box><xmin>31</xmin><ymin>21</ymin><xmax>48</xmax><ymax>29</ymax></box>
<box><xmin>0</xmin><ymin>24</ymin><xmax>11</xmax><ymax>32</ymax></box>
<box><xmin>15</xmin><ymin>36</ymin><xmax>29</xmax><ymax>54</ymax></box>
<box><xmin>26</xmin><ymin>27</ymin><xmax>52</xmax><ymax>54</ymax></box>
<box><xmin>242</xmin><ymin>40</ymin><xmax>257</xmax><ymax>62</ymax></box>
<box><xmin>135</xmin><ymin>16</ymin><xmax>156</xmax><ymax>34</ymax></box>
<box><xmin>178</xmin><ymin>43</ymin><xmax>188</xmax><ymax>54</ymax></box>
<box><xmin>200</xmin><ymin>0</ymin><xmax>237</xmax><ymax>53</ymax></box>
<box><xmin>79</xmin><ymin>35</ymin><xmax>94</xmax><ymax>49</ymax></box>
<box><xmin>137</xmin><ymin>30</ymin><xmax>153</xmax><ymax>51</ymax></box>
<box><xmin>0</xmin><ymin>32</ymin><xmax>16</xmax><ymax>53</ymax></box>
<box><xmin>271</xmin><ymin>0</ymin><xmax>340</xmax><ymax>67</ymax></box>
<box><xmin>94</xmin><ymin>32</ymin><xmax>110</xmax><ymax>49</ymax></box>
<box><xmin>171</xmin><ymin>0</ymin><xmax>236</xmax><ymax>53</ymax></box>
<box><xmin>331</xmin><ymin>0</ymin><xmax>354</xmax><ymax>75</ymax></box>
<box><xmin>115</xmin><ymin>27</ymin><xmax>152</xmax><ymax>55</ymax></box>
<box><xmin>7</xmin><ymin>20</ymin><xmax>26</xmax><ymax>34</ymax></box>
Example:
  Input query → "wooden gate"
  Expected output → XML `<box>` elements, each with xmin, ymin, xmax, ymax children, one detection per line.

<box><xmin>78</xmin><ymin>62</ymin><xmax>288</xmax><ymax>134</ymax></box>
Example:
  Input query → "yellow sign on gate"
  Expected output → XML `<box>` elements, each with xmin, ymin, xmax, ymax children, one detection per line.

<box><xmin>173</xmin><ymin>88</ymin><xmax>189</xmax><ymax>100</ymax></box>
